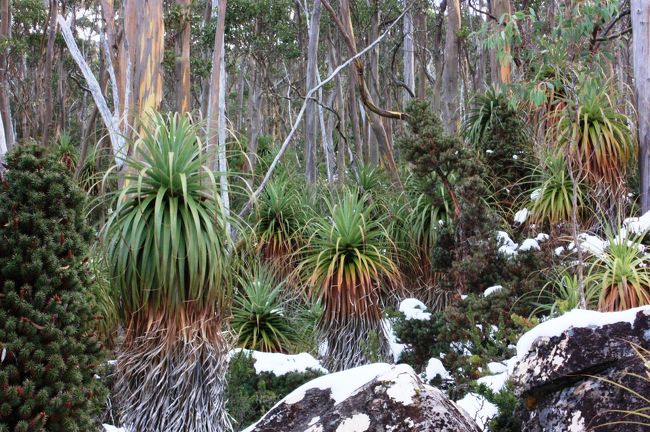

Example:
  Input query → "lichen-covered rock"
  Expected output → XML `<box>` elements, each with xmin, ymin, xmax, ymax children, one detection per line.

<box><xmin>243</xmin><ymin>363</ymin><xmax>480</xmax><ymax>432</ymax></box>
<box><xmin>512</xmin><ymin>307</ymin><xmax>650</xmax><ymax>431</ymax></box>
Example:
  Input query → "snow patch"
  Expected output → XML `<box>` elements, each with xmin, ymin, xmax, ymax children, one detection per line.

<box><xmin>399</xmin><ymin>298</ymin><xmax>431</xmax><ymax>321</ymax></box>
<box><xmin>530</xmin><ymin>188</ymin><xmax>542</xmax><ymax>202</ymax></box>
<box><xmin>103</xmin><ymin>426</ymin><xmax>125</xmax><ymax>432</ymax></box>
<box><xmin>487</xmin><ymin>361</ymin><xmax>508</xmax><ymax>375</ymax></box>
<box><xmin>514</xmin><ymin>208</ymin><xmax>529</xmax><ymax>224</ymax></box>
<box><xmin>497</xmin><ymin>231</ymin><xmax>518</xmax><ymax>257</ymax></box>
<box><xmin>518</xmin><ymin>238</ymin><xmax>540</xmax><ymax>252</ymax></box>
<box><xmin>423</xmin><ymin>358</ymin><xmax>451</xmax><ymax>381</ymax></box>
<box><xmin>231</xmin><ymin>350</ymin><xmax>327</xmax><ymax>376</ymax></box>
<box><xmin>483</xmin><ymin>285</ymin><xmax>504</xmax><ymax>297</ymax></box>
<box><xmin>623</xmin><ymin>210</ymin><xmax>650</xmax><ymax>235</ymax></box>
<box><xmin>382</xmin><ymin>364</ymin><xmax>418</xmax><ymax>406</ymax></box>
<box><xmin>384</xmin><ymin>318</ymin><xmax>406</xmax><ymax>362</ymax></box>
<box><xmin>516</xmin><ymin>306</ymin><xmax>650</xmax><ymax>360</ymax></box>
<box><xmin>535</xmin><ymin>233</ymin><xmax>550</xmax><ymax>242</ymax></box>
<box><xmin>456</xmin><ymin>392</ymin><xmax>498</xmax><ymax>431</ymax></box>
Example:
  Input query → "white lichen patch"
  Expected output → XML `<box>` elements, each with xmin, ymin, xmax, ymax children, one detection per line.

<box><xmin>568</xmin><ymin>410</ymin><xmax>586</xmax><ymax>432</ymax></box>
<box><xmin>305</xmin><ymin>424</ymin><xmax>324</xmax><ymax>432</ymax></box>
<box><xmin>335</xmin><ymin>414</ymin><xmax>371</xmax><ymax>432</ymax></box>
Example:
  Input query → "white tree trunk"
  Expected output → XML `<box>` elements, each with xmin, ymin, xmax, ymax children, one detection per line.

<box><xmin>0</xmin><ymin>104</ymin><xmax>7</xmax><ymax>173</ymax></box>
<box><xmin>633</xmin><ymin>0</ymin><xmax>650</xmax><ymax>212</ymax></box>
<box><xmin>305</xmin><ymin>0</ymin><xmax>321</xmax><ymax>184</ymax></box>
<box><xmin>403</xmin><ymin>0</ymin><xmax>415</xmax><ymax>105</ymax></box>
<box><xmin>58</xmin><ymin>15</ymin><xmax>125</xmax><ymax>167</ymax></box>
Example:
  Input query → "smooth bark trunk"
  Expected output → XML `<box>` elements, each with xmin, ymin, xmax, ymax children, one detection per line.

<box><xmin>633</xmin><ymin>1</ymin><xmax>650</xmax><ymax>212</ymax></box>
<box><xmin>442</xmin><ymin>0</ymin><xmax>461</xmax><ymax>134</ymax></box>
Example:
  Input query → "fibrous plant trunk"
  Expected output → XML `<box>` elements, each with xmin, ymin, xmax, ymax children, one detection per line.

<box><xmin>318</xmin><ymin>288</ymin><xmax>390</xmax><ymax>372</ymax></box>
<box><xmin>117</xmin><ymin>310</ymin><xmax>231</xmax><ymax>432</ymax></box>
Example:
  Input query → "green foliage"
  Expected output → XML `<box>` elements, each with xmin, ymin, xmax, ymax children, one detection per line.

<box><xmin>475</xmin><ymin>382</ymin><xmax>522</xmax><ymax>432</ymax></box>
<box><xmin>232</xmin><ymin>265</ymin><xmax>299</xmax><ymax>352</ymax></box>
<box><xmin>252</xmin><ymin>175</ymin><xmax>309</xmax><ymax>269</ymax></box>
<box><xmin>528</xmin><ymin>152</ymin><xmax>586</xmax><ymax>226</ymax></box>
<box><xmin>225</xmin><ymin>352</ymin><xmax>324</xmax><ymax>431</ymax></box>
<box><xmin>464</xmin><ymin>88</ymin><xmax>533</xmax><ymax>203</ymax></box>
<box><xmin>0</xmin><ymin>145</ymin><xmax>106</xmax><ymax>431</ymax></box>
<box><xmin>552</xmin><ymin>78</ymin><xmax>634</xmax><ymax>188</ymax></box>
<box><xmin>587</xmin><ymin>227</ymin><xmax>650</xmax><ymax>311</ymax></box>
<box><xmin>105</xmin><ymin>113</ymin><xmax>232</xmax><ymax>319</ymax></box>
<box><xmin>299</xmin><ymin>191</ymin><xmax>398</xmax><ymax>370</ymax></box>
<box><xmin>530</xmin><ymin>268</ymin><xmax>598</xmax><ymax>317</ymax></box>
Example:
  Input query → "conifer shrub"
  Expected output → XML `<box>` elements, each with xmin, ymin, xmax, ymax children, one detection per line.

<box><xmin>0</xmin><ymin>145</ymin><xmax>106</xmax><ymax>432</ymax></box>
<box><xmin>226</xmin><ymin>352</ymin><xmax>324</xmax><ymax>430</ymax></box>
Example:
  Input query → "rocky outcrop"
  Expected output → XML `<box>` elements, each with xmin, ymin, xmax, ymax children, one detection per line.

<box><xmin>243</xmin><ymin>363</ymin><xmax>480</xmax><ymax>432</ymax></box>
<box><xmin>512</xmin><ymin>307</ymin><xmax>650</xmax><ymax>431</ymax></box>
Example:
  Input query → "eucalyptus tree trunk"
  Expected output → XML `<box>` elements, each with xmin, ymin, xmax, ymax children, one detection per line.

<box><xmin>490</xmin><ymin>0</ymin><xmax>512</xmax><ymax>86</ymax></box>
<box><xmin>633</xmin><ymin>0</ymin><xmax>650</xmax><ymax>212</ymax></box>
<box><xmin>403</xmin><ymin>0</ymin><xmax>415</xmax><ymax>105</ymax></box>
<box><xmin>41</xmin><ymin>0</ymin><xmax>58</xmax><ymax>145</ymax></box>
<box><xmin>305</xmin><ymin>0</ymin><xmax>322</xmax><ymax>184</ymax></box>
<box><xmin>206</xmin><ymin>0</ymin><xmax>227</xmax><ymax>165</ymax></box>
<box><xmin>442</xmin><ymin>0</ymin><xmax>461</xmax><ymax>134</ymax></box>
<box><xmin>175</xmin><ymin>0</ymin><xmax>192</xmax><ymax>113</ymax></box>
<box><xmin>414</xmin><ymin>1</ymin><xmax>428</xmax><ymax>99</ymax></box>
<box><xmin>123</xmin><ymin>0</ymin><xmax>164</xmax><ymax>124</ymax></box>
<box><xmin>0</xmin><ymin>0</ymin><xmax>13</xmax><ymax>151</ymax></box>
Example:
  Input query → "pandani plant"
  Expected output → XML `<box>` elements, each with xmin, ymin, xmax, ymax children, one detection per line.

<box><xmin>587</xmin><ymin>225</ymin><xmax>650</xmax><ymax>312</ymax></box>
<box><xmin>299</xmin><ymin>191</ymin><xmax>400</xmax><ymax>371</ymax></box>
<box><xmin>104</xmin><ymin>113</ymin><xmax>233</xmax><ymax>432</ymax></box>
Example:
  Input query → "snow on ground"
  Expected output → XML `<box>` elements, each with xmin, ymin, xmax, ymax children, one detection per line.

<box><xmin>514</xmin><ymin>208</ymin><xmax>529</xmax><ymax>224</ymax></box>
<box><xmin>487</xmin><ymin>361</ymin><xmax>508</xmax><ymax>375</ymax></box>
<box><xmin>423</xmin><ymin>357</ymin><xmax>451</xmax><ymax>381</ymax></box>
<box><xmin>399</xmin><ymin>298</ymin><xmax>431</xmax><ymax>320</ymax></box>
<box><xmin>230</xmin><ymin>349</ymin><xmax>327</xmax><ymax>376</ymax></box>
<box><xmin>103</xmin><ymin>426</ymin><xmax>125</xmax><ymax>432</ymax></box>
<box><xmin>530</xmin><ymin>188</ymin><xmax>541</xmax><ymax>202</ymax></box>
<box><xmin>456</xmin><ymin>392</ymin><xmax>498</xmax><ymax>431</ymax></box>
<box><xmin>516</xmin><ymin>305</ymin><xmax>650</xmax><ymax>360</ymax></box>
<box><xmin>483</xmin><ymin>285</ymin><xmax>504</xmax><ymax>297</ymax></box>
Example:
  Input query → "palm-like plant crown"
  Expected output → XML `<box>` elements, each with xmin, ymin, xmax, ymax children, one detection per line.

<box><xmin>105</xmin><ymin>113</ymin><xmax>230</xmax><ymax>321</ymax></box>
<box><xmin>304</xmin><ymin>192</ymin><xmax>399</xmax><ymax>320</ymax></box>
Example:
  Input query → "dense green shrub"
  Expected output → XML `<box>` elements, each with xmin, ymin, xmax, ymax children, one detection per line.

<box><xmin>475</xmin><ymin>382</ymin><xmax>522</xmax><ymax>432</ymax></box>
<box><xmin>226</xmin><ymin>352</ymin><xmax>324</xmax><ymax>431</ymax></box>
<box><xmin>0</xmin><ymin>145</ymin><xmax>106</xmax><ymax>432</ymax></box>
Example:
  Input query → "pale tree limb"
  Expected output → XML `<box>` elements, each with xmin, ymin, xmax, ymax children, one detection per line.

<box><xmin>57</xmin><ymin>15</ymin><xmax>126</xmax><ymax>167</ymax></box>
<box><xmin>238</xmin><ymin>6</ymin><xmax>409</xmax><ymax>218</ymax></box>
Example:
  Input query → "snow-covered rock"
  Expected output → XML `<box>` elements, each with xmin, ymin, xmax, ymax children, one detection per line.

<box><xmin>512</xmin><ymin>306</ymin><xmax>650</xmax><ymax>432</ymax></box>
<box><xmin>483</xmin><ymin>285</ymin><xmax>504</xmax><ymax>297</ymax></box>
<box><xmin>399</xmin><ymin>298</ymin><xmax>431</xmax><ymax>321</ymax></box>
<box><xmin>231</xmin><ymin>350</ymin><xmax>327</xmax><ymax>376</ymax></box>
<box><xmin>243</xmin><ymin>363</ymin><xmax>480</xmax><ymax>432</ymax></box>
